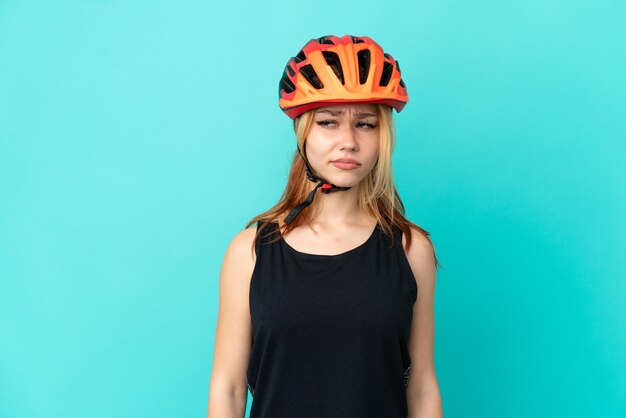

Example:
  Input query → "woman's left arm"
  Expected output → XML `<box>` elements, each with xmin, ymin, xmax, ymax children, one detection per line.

<box><xmin>403</xmin><ymin>228</ymin><xmax>443</xmax><ymax>418</ymax></box>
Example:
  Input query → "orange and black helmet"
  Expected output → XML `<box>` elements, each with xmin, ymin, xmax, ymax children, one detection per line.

<box><xmin>278</xmin><ymin>34</ymin><xmax>409</xmax><ymax>119</ymax></box>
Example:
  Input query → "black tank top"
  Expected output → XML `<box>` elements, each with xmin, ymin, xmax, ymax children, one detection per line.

<box><xmin>246</xmin><ymin>219</ymin><xmax>418</xmax><ymax>418</ymax></box>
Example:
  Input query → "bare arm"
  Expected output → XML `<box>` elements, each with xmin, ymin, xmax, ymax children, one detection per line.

<box><xmin>206</xmin><ymin>226</ymin><xmax>257</xmax><ymax>418</ymax></box>
<box><xmin>404</xmin><ymin>228</ymin><xmax>443</xmax><ymax>418</ymax></box>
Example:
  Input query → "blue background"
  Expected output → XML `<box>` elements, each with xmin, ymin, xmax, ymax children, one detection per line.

<box><xmin>1</xmin><ymin>1</ymin><xmax>624</xmax><ymax>417</ymax></box>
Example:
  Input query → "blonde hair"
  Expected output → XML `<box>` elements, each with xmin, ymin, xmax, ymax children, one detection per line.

<box><xmin>245</xmin><ymin>104</ymin><xmax>441</xmax><ymax>269</ymax></box>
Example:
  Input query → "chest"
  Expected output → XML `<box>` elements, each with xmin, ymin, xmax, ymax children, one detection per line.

<box><xmin>249</xmin><ymin>248</ymin><xmax>415</xmax><ymax>340</ymax></box>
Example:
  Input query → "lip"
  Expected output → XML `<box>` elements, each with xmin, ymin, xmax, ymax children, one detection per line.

<box><xmin>331</xmin><ymin>158</ymin><xmax>361</xmax><ymax>165</ymax></box>
<box><xmin>331</xmin><ymin>160</ymin><xmax>361</xmax><ymax>170</ymax></box>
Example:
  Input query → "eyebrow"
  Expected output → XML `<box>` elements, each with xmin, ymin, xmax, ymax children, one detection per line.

<box><xmin>316</xmin><ymin>109</ymin><xmax>377</xmax><ymax>118</ymax></box>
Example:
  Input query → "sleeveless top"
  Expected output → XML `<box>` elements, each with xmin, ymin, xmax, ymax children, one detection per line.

<box><xmin>246</xmin><ymin>219</ymin><xmax>418</xmax><ymax>418</ymax></box>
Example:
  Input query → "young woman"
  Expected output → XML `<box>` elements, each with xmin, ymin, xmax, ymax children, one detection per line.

<box><xmin>207</xmin><ymin>35</ymin><xmax>443</xmax><ymax>418</ymax></box>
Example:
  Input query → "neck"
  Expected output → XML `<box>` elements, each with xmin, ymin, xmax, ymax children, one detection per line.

<box><xmin>306</xmin><ymin>184</ymin><xmax>371</xmax><ymax>226</ymax></box>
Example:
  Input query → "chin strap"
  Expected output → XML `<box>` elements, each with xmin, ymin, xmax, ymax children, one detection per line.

<box><xmin>284</xmin><ymin>146</ymin><xmax>352</xmax><ymax>225</ymax></box>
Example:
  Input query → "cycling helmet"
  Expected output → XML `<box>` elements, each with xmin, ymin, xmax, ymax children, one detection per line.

<box><xmin>279</xmin><ymin>34</ymin><xmax>409</xmax><ymax>225</ymax></box>
<box><xmin>278</xmin><ymin>34</ymin><xmax>408</xmax><ymax>119</ymax></box>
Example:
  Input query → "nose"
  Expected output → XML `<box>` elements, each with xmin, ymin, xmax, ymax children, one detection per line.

<box><xmin>339</xmin><ymin>124</ymin><xmax>359</xmax><ymax>151</ymax></box>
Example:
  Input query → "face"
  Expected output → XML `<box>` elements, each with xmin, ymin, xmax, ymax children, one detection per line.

<box><xmin>304</xmin><ymin>104</ymin><xmax>380</xmax><ymax>187</ymax></box>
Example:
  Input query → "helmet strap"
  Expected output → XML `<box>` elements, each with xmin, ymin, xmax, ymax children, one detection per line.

<box><xmin>284</xmin><ymin>146</ymin><xmax>352</xmax><ymax>224</ymax></box>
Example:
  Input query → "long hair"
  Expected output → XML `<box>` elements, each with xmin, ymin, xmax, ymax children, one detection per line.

<box><xmin>245</xmin><ymin>104</ymin><xmax>441</xmax><ymax>270</ymax></box>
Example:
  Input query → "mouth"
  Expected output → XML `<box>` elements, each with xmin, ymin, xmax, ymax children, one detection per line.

<box><xmin>331</xmin><ymin>160</ymin><xmax>361</xmax><ymax>170</ymax></box>
<box><xmin>331</xmin><ymin>158</ymin><xmax>361</xmax><ymax>165</ymax></box>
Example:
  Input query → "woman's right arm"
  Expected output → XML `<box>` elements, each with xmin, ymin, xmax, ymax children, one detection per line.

<box><xmin>206</xmin><ymin>226</ymin><xmax>257</xmax><ymax>418</ymax></box>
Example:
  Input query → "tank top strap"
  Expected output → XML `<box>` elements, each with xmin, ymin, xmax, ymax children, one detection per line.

<box><xmin>254</xmin><ymin>219</ymin><xmax>280</xmax><ymax>257</ymax></box>
<box><xmin>389</xmin><ymin>222</ymin><xmax>406</xmax><ymax>251</ymax></box>
<box><xmin>391</xmin><ymin>221</ymin><xmax>402</xmax><ymax>240</ymax></box>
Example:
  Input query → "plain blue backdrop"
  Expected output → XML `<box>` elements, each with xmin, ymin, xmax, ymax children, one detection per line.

<box><xmin>1</xmin><ymin>1</ymin><xmax>624</xmax><ymax>417</ymax></box>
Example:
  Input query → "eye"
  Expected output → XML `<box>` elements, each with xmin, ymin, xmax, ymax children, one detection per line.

<box><xmin>316</xmin><ymin>119</ymin><xmax>338</xmax><ymax>128</ymax></box>
<box><xmin>356</xmin><ymin>121</ymin><xmax>378</xmax><ymax>129</ymax></box>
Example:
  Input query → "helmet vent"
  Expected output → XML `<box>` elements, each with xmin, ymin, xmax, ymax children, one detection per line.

<box><xmin>280</xmin><ymin>69</ymin><xmax>296</xmax><ymax>94</ymax></box>
<box><xmin>357</xmin><ymin>50</ymin><xmax>371</xmax><ymax>84</ymax></box>
<box><xmin>318</xmin><ymin>36</ymin><xmax>335</xmax><ymax>45</ymax></box>
<box><xmin>351</xmin><ymin>36</ymin><xmax>365</xmax><ymax>44</ymax></box>
<box><xmin>300</xmin><ymin>64</ymin><xmax>324</xmax><ymax>89</ymax></box>
<box><xmin>322</xmin><ymin>51</ymin><xmax>345</xmax><ymax>85</ymax></box>
<box><xmin>399</xmin><ymin>78</ymin><xmax>406</xmax><ymax>88</ymax></box>
<box><xmin>379</xmin><ymin>61</ymin><xmax>394</xmax><ymax>86</ymax></box>
<box><xmin>295</xmin><ymin>49</ymin><xmax>306</xmax><ymax>63</ymax></box>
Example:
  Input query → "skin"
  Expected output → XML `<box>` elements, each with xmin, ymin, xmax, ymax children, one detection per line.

<box><xmin>206</xmin><ymin>104</ymin><xmax>442</xmax><ymax>417</ymax></box>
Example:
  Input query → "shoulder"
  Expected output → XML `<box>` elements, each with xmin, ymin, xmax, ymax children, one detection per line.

<box><xmin>400</xmin><ymin>225</ymin><xmax>437</xmax><ymax>289</ymax></box>
<box><xmin>234</xmin><ymin>223</ymin><xmax>259</xmax><ymax>247</ymax></box>
<box><xmin>223</xmin><ymin>224</ymin><xmax>258</xmax><ymax>274</ymax></box>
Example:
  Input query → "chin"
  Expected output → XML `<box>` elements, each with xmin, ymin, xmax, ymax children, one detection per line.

<box><xmin>327</xmin><ymin>174</ymin><xmax>364</xmax><ymax>187</ymax></box>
